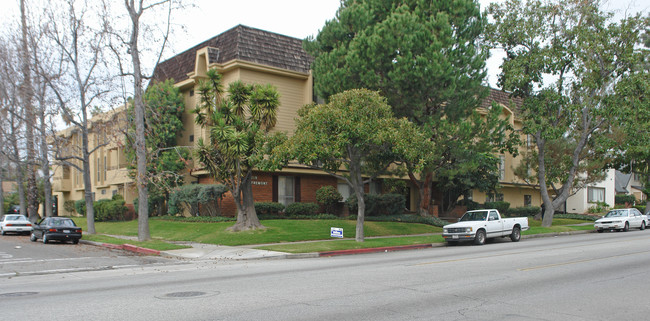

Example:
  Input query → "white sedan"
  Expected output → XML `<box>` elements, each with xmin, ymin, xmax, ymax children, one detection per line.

<box><xmin>0</xmin><ymin>214</ymin><xmax>34</xmax><ymax>235</ymax></box>
<box><xmin>594</xmin><ymin>208</ymin><xmax>646</xmax><ymax>233</ymax></box>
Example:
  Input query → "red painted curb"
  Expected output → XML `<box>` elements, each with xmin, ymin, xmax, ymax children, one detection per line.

<box><xmin>102</xmin><ymin>243</ymin><xmax>124</xmax><ymax>250</ymax></box>
<box><xmin>319</xmin><ymin>243</ymin><xmax>433</xmax><ymax>257</ymax></box>
<box><xmin>122</xmin><ymin>244</ymin><xmax>160</xmax><ymax>256</ymax></box>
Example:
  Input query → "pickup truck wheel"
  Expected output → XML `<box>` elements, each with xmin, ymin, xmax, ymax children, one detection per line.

<box><xmin>640</xmin><ymin>221</ymin><xmax>646</xmax><ymax>231</ymax></box>
<box><xmin>622</xmin><ymin>222</ymin><xmax>629</xmax><ymax>232</ymax></box>
<box><xmin>510</xmin><ymin>226</ymin><xmax>521</xmax><ymax>242</ymax></box>
<box><xmin>474</xmin><ymin>230</ymin><xmax>486</xmax><ymax>245</ymax></box>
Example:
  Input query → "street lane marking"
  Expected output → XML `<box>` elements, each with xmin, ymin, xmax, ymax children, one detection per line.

<box><xmin>412</xmin><ymin>236</ymin><xmax>650</xmax><ymax>267</ymax></box>
<box><xmin>518</xmin><ymin>249</ymin><xmax>650</xmax><ymax>271</ymax></box>
<box><xmin>0</xmin><ymin>256</ymin><xmax>128</xmax><ymax>265</ymax></box>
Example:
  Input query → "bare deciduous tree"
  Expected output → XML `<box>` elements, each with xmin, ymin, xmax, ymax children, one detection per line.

<box><xmin>109</xmin><ymin>0</ymin><xmax>182</xmax><ymax>241</ymax></box>
<box><xmin>45</xmin><ymin>0</ymin><xmax>113</xmax><ymax>233</ymax></box>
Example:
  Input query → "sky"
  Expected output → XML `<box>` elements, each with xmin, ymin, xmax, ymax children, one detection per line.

<box><xmin>167</xmin><ymin>0</ymin><xmax>648</xmax><ymax>88</ymax></box>
<box><xmin>2</xmin><ymin>0</ymin><xmax>648</xmax><ymax>89</ymax></box>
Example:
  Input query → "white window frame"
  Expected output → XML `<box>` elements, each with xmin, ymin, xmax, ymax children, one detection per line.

<box><xmin>278</xmin><ymin>176</ymin><xmax>295</xmax><ymax>206</ymax></box>
<box><xmin>588</xmin><ymin>187</ymin><xmax>605</xmax><ymax>203</ymax></box>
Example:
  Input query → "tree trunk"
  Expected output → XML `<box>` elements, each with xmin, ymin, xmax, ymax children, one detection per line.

<box><xmin>20</xmin><ymin>0</ymin><xmax>39</xmax><ymax>223</ymax></box>
<box><xmin>39</xmin><ymin>99</ymin><xmax>53</xmax><ymax>217</ymax></box>
<box><xmin>126</xmin><ymin>2</ymin><xmax>151</xmax><ymax>242</ymax></box>
<box><xmin>409</xmin><ymin>171</ymin><xmax>433</xmax><ymax>217</ymax></box>
<box><xmin>228</xmin><ymin>177</ymin><xmax>264</xmax><ymax>231</ymax></box>
<box><xmin>354</xmin><ymin>187</ymin><xmax>365</xmax><ymax>242</ymax></box>
<box><xmin>82</xmin><ymin>124</ymin><xmax>95</xmax><ymax>234</ymax></box>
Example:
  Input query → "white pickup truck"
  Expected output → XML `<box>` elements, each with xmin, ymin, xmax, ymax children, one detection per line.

<box><xmin>442</xmin><ymin>209</ymin><xmax>529</xmax><ymax>245</ymax></box>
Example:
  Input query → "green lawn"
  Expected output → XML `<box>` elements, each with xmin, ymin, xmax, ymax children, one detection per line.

<box><xmin>67</xmin><ymin>216</ymin><xmax>594</xmax><ymax>253</ymax></box>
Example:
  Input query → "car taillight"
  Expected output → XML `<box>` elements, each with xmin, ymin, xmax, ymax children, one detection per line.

<box><xmin>26</xmin><ymin>224</ymin><xmax>32</xmax><ymax>226</ymax></box>
<box><xmin>6</xmin><ymin>224</ymin><xmax>13</xmax><ymax>226</ymax></box>
<box><xmin>48</xmin><ymin>228</ymin><xmax>57</xmax><ymax>232</ymax></box>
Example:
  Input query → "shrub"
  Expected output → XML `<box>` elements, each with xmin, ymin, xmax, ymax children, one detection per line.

<box><xmin>94</xmin><ymin>197</ymin><xmax>127</xmax><ymax>222</ymax></box>
<box><xmin>168</xmin><ymin>184</ymin><xmax>227</xmax><ymax>216</ymax></box>
<box><xmin>350</xmin><ymin>214</ymin><xmax>450</xmax><ymax>227</ymax></box>
<box><xmin>255</xmin><ymin>202</ymin><xmax>285</xmax><ymax>215</ymax></box>
<box><xmin>346</xmin><ymin>193</ymin><xmax>406</xmax><ymax>216</ymax></box>
<box><xmin>196</xmin><ymin>184</ymin><xmax>229</xmax><ymax>216</ymax></box>
<box><xmin>615</xmin><ymin>194</ymin><xmax>636</xmax><ymax>205</ymax></box>
<box><xmin>75</xmin><ymin>199</ymin><xmax>86</xmax><ymax>216</ymax></box>
<box><xmin>285</xmin><ymin>202</ymin><xmax>319</xmax><ymax>217</ymax></box>
<box><xmin>457</xmin><ymin>199</ymin><xmax>481</xmax><ymax>211</ymax></box>
<box><xmin>63</xmin><ymin>200</ymin><xmax>76</xmax><ymax>215</ymax></box>
<box><xmin>506</xmin><ymin>206</ymin><xmax>541</xmax><ymax>217</ymax></box>
<box><xmin>554</xmin><ymin>213</ymin><xmax>598</xmax><ymax>221</ymax></box>
<box><xmin>587</xmin><ymin>202</ymin><xmax>610</xmax><ymax>214</ymax></box>
<box><xmin>315</xmin><ymin>186</ymin><xmax>342</xmax><ymax>214</ymax></box>
<box><xmin>484</xmin><ymin>201</ymin><xmax>510</xmax><ymax>214</ymax></box>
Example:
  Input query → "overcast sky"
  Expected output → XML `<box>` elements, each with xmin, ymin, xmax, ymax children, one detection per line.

<box><xmin>168</xmin><ymin>0</ymin><xmax>648</xmax><ymax>88</ymax></box>
<box><xmin>3</xmin><ymin>0</ymin><xmax>648</xmax><ymax>89</ymax></box>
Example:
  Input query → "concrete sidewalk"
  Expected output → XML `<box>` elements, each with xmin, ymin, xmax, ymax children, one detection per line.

<box><xmin>85</xmin><ymin>229</ymin><xmax>595</xmax><ymax>261</ymax></box>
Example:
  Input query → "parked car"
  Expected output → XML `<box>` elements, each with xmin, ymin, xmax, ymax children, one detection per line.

<box><xmin>30</xmin><ymin>217</ymin><xmax>82</xmax><ymax>244</ymax></box>
<box><xmin>0</xmin><ymin>214</ymin><xmax>33</xmax><ymax>235</ymax></box>
<box><xmin>594</xmin><ymin>208</ymin><xmax>646</xmax><ymax>232</ymax></box>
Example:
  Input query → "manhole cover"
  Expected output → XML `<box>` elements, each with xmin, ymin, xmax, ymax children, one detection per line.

<box><xmin>0</xmin><ymin>292</ymin><xmax>39</xmax><ymax>298</ymax></box>
<box><xmin>156</xmin><ymin>291</ymin><xmax>219</xmax><ymax>300</ymax></box>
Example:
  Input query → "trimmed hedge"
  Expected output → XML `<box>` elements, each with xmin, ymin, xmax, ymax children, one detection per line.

<box><xmin>152</xmin><ymin>215</ymin><xmax>236</xmax><ymax>223</ymax></box>
<box><xmin>350</xmin><ymin>214</ymin><xmax>450</xmax><ymax>227</ymax></box>
<box><xmin>554</xmin><ymin>213</ymin><xmax>598</xmax><ymax>221</ymax></box>
<box><xmin>346</xmin><ymin>193</ymin><xmax>406</xmax><ymax>216</ymax></box>
<box><xmin>285</xmin><ymin>202</ymin><xmax>319</xmax><ymax>217</ymax></box>
<box><xmin>615</xmin><ymin>194</ymin><xmax>636</xmax><ymax>205</ymax></box>
<box><xmin>255</xmin><ymin>202</ymin><xmax>285</xmax><ymax>215</ymax></box>
<box><xmin>506</xmin><ymin>206</ymin><xmax>541</xmax><ymax>217</ymax></box>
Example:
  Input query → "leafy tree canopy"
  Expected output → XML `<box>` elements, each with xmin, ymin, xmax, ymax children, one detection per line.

<box><xmin>305</xmin><ymin>0</ymin><xmax>488</xmax><ymax>122</ymax></box>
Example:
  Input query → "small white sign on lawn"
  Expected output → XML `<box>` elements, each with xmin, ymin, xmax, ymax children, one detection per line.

<box><xmin>330</xmin><ymin>227</ymin><xmax>343</xmax><ymax>238</ymax></box>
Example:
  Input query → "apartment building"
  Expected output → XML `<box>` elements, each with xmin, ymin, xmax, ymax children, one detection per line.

<box><xmin>52</xmin><ymin>25</ymin><xmax>541</xmax><ymax>217</ymax></box>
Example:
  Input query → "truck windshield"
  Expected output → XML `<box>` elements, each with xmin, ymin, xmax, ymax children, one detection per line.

<box><xmin>459</xmin><ymin>211</ymin><xmax>488</xmax><ymax>222</ymax></box>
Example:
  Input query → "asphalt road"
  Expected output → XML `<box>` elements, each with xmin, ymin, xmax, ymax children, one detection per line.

<box><xmin>2</xmin><ymin>230</ymin><xmax>650</xmax><ymax>320</ymax></box>
<box><xmin>0</xmin><ymin>234</ymin><xmax>179</xmax><ymax>277</ymax></box>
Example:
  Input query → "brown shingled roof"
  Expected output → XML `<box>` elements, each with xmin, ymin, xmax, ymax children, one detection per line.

<box><xmin>481</xmin><ymin>87</ymin><xmax>523</xmax><ymax>115</ymax></box>
<box><xmin>152</xmin><ymin>25</ymin><xmax>313</xmax><ymax>83</ymax></box>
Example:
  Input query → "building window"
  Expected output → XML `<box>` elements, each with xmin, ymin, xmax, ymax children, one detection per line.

<box><xmin>277</xmin><ymin>176</ymin><xmax>295</xmax><ymax>206</ymax></box>
<box><xmin>338</xmin><ymin>183</ymin><xmax>351</xmax><ymax>201</ymax></box>
<box><xmin>499</xmin><ymin>155</ymin><xmax>506</xmax><ymax>181</ymax></box>
<box><xmin>588</xmin><ymin>187</ymin><xmax>605</xmax><ymax>203</ymax></box>
<box><xmin>524</xmin><ymin>195</ymin><xmax>532</xmax><ymax>207</ymax></box>
<box><xmin>189</xmin><ymin>135</ymin><xmax>194</xmax><ymax>142</ymax></box>
<box><xmin>486</xmin><ymin>193</ymin><xmax>504</xmax><ymax>202</ymax></box>
<box><xmin>368</xmin><ymin>180</ymin><xmax>381</xmax><ymax>194</ymax></box>
<box><xmin>96</xmin><ymin>158</ymin><xmax>101</xmax><ymax>183</ymax></box>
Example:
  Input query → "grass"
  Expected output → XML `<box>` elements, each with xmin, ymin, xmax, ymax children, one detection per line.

<box><xmin>82</xmin><ymin>234</ymin><xmax>190</xmax><ymax>251</ymax></box>
<box><xmin>66</xmin><ymin>215</ymin><xmax>594</xmax><ymax>253</ymax></box>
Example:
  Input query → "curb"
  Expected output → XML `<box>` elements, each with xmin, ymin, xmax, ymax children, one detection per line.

<box><xmin>80</xmin><ymin>240</ymin><xmax>160</xmax><ymax>256</ymax></box>
<box><xmin>80</xmin><ymin>229</ymin><xmax>597</xmax><ymax>260</ymax></box>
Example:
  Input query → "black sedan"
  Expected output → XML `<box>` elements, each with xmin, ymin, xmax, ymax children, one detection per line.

<box><xmin>30</xmin><ymin>217</ymin><xmax>82</xmax><ymax>244</ymax></box>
